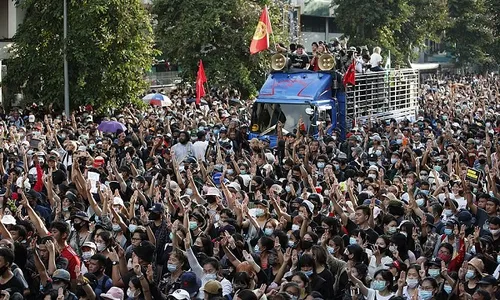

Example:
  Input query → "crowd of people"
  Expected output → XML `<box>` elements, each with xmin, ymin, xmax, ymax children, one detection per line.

<box><xmin>0</xmin><ymin>73</ymin><xmax>498</xmax><ymax>300</ymax></box>
<box><xmin>276</xmin><ymin>39</ymin><xmax>384</xmax><ymax>73</ymax></box>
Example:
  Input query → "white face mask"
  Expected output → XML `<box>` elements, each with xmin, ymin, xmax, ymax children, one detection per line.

<box><xmin>96</xmin><ymin>242</ymin><xmax>106</xmax><ymax>252</ymax></box>
<box><xmin>81</xmin><ymin>251</ymin><xmax>94</xmax><ymax>261</ymax></box>
<box><xmin>127</xmin><ymin>288</ymin><xmax>136</xmax><ymax>298</ymax></box>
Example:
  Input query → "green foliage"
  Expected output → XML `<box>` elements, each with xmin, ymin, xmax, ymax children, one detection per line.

<box><xmin>333</xmin><ymin>0</ymin><xmax>448</xmax><ymax>66</ymax></box>
<box><xmin>4</xmin><ymin>0</ymin><xmax>157</xmax><ymax>112</ymax></box>
<box><xmin>153</xmin><ymin>0</ymin><xmax>288</xmax><ymax>98</ymax></box>
<box><xmin>446</xmin><ymin>0</ymin><xmax>497</xmax><ymax>71</ymax></box>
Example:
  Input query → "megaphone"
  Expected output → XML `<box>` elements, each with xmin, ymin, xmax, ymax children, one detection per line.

<box><xmin>318</xmin><ymin>53</ymin><xmax>335</xmax><ymax>71</ymax></box>
<box><xmin>271</xmin><ymin>53</ymin><xmax>287</xmax><ymax>71</ymax></box>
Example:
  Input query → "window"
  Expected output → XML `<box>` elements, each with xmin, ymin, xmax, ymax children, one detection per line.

<box><xmin>302</xmin><ymin>16</ymin><xmax>326</xmax><ymax>33</ymax></box>
<box><xmin>327</xmin><ymin>18</ymin><xmax>340</xmax><ymax>33</ymax></box>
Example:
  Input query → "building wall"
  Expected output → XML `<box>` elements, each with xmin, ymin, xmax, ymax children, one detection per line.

<box><xmin>0</xmin><ymin>0</ymin><xmax>9</xmax><ymax>39</ymax></box>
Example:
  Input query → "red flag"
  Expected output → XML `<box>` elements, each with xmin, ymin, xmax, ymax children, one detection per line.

<box><xmin>196</xmin><ymin>60</ymin><xmax>207</xmax><ymax>104</ymax></box>
<box><xmin>343</xmin><ymin>60</ymin><xmax>356</xmax><ymax>86</ymax></box>
<box><xmin>250</xmin><ymin>6</ymin><xmax>273</xmax><ymax>55</ymax></box>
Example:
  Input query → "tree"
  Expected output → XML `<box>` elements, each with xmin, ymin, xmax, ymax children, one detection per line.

<box><xmin>445</xmin><ymin>0</ymin><xmax>497</xmax><ymax>72</ymax></box>
<box><xmin>4</xmin><ymin>0</ymin><xmax>156</xmax><ymax>112</ymax></box>
<box><xmin>153</xmin><ymin>0</ymin><xmax>289</xmax><ymax>98</ymax></box>
<box><xmin>333</xmin><ymin>0</ymin><xmax>447</xmax><ymax>66</ymax></box>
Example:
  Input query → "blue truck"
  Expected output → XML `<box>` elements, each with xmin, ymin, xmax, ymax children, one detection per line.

<box><xmin>249</xmin><ymin>66</ymin><xmax>419</xmax><ymax>148</ymax></box>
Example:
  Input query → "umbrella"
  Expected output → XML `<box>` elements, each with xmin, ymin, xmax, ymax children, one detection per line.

<box><xmin>97</xmin><ymin>121</ymin><xmax>126</xmax><ymax>133</ymax></box>
<box><xmin>142</xmin><ymin>93</ymin><xmax>173</xmax><ymax>107</ymax></box>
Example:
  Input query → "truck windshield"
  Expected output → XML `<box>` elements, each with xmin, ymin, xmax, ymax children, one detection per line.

<box><xmin>250</xmin><ymin>102</ymin><xmax>311</xmax><ymax>134</ymax></box>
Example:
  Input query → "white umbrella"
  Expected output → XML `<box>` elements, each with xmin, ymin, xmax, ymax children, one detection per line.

<box><xmin>142</xmin><ymin>93</ymin><xmax>173</xmax><ymax>107</ymax></box>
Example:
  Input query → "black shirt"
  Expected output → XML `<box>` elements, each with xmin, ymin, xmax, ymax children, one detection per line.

<box><xmin>0</xmin><ymin>273</ymin><xmax>25</xmax><ymax>295</ymax></box>
<box><xmin>290</xmin><ymin>53</ymin><xmax>310</xmax><ymax>69</ymax></box>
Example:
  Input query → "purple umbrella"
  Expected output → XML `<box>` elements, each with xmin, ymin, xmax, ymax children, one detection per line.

<box><xmin>97</xmin><ymin>121</ymin><xmax>126</xmax><ymax>133</ymax></box>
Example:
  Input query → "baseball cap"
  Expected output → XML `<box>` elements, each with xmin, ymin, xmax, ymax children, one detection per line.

<box><xmin>203</xmin><ymin>280</ymin><xmax>222</xmax><ymax>295</ymax></box>
<box><xmin>168</xmin><ymin>289</ymin><xmax>191</xmax><ymax>300</ymax></box>
<box><xmin>100</xmin><ymin>287</ymin><xmax>124</xmax><ymax>300</ymax></box>
<box><xmin>179</xmin><ymin>272</ymin><xmax>202</xmax><ymax>295</ymax></box>
<box><xmin>149</xmin><ymin>203</ymin><xmax>165</xmax><ymax>214</ymax></box>
<box><xmin>52</xmin><ymin>269</ymin><xmax>70</xmax><ymax>282</ymax></box>
<box><xmin>478</xmin><ymin>275</ymin><xmax>497</xmax><ymax>286</ymax></box>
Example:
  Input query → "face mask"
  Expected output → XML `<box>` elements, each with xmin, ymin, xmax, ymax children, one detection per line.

<box><xmin>444</xmin><ymin>228</ymin><xmax>453</xmax><ymax>236</ymax></box>
<box><xmin>127</xmin><ymin>288</ymin><xmax>136</xmax><ymax>298</ymax></box>
<box><xmin>497</xmin><ymin>255</ymin><xmax>500</xmax><ymax>264</ymax></box>
<box><xmin>371</xmin><ymin>280</ymin><xmax>386</xmax><ymax>291</ymax></box>
<box><xmin>333</xmin><ymin>164</ymin><xmax>340</xmax><ymax>171</ymax></box>
<box><xmin>396</xmin><ymin>139</ymin><xmax>403</xmax><ymax>144</ymax></box>
<box><xmin>389</xmin><ymin>245</ymin><xmax>397</xmax><ymax>253</ymax></box>
<box><xmin>438</xmin><ymin>253</ymin><xmax>451</xmax><ymax>262</ymax></box>
<box><xmin>303</xmin><ymin>270</ymin><xmax>313</xmax><ymax>277</ymax></box>
<box><xmin>387</xmin><ymin>227</ymin><xmax>397</xmax><ymax>234</ymax></box>
<box><xmin>486</xmin><ymin>122</ymin><xmax>491</xmax><ymax>127</ymax></box>
<box><xmin>288</xmin><ymin>241</ymin><xmax>296</xmax><ymax>248</ymax></box>
<box><xmin>189</xmin><ymin>221</ymin><xmax>198</xmax><ymax>230</ymax></box>
<box><xmin>367</xmin><ymin>173</ymin><xmax>376</xmax><ymax>179</ymax></box>
<box><xmin>96</xmin><ymin>242</ymin><xmax>106</xmax><ymax>252</ymax></box>
<box><xmin>227</xmin><ymin>169</ymin><xmax>234</xmax><ymax>175</ymax></box>
<box><xmin>185</xmin><ymin>188</ymin><xmax>193</xmax><ymax>196</ymax></box>
<box><xmin>285</xmin><ymin>186</ymin><xmax>291</xmax><ymax>193</ymax></box>
<box><xmin>421</xmin><ymin>189</ymin><xmax>429</xmax><ymax>195</ymax></box>
<box><xmin>149</xmin><ymin>212</ymin><xmax>160</xmax><ymax>220</ymax></box>
<box><xmin>349</xmin><ymin>237</ymin><xmax>357</xmax><ymax>245</ymax></box>
<box><xmin>317</xmin><ymin>162</ymin><xmax>325</xmax><ymax>169</ymax></box>
<box><xmin>254</xmin><ymin>245</ymin><xmax>261</xmax><ymax>254</ymax></box>
<box><xmin>205</xmin><ymin>273</ymin><xmax>217</xmax><ymax>281</ymax></box>
<box><xmin>434</xmin><ymin>165</ymin><xmax>442</xmax><ymax>172</ymax></box>
<box><xmin>416</xmin><ymin>199</ymin><xmax>425</xmax><ymax>207</ymax></box>
<box><xmin>443</xmin><ymin>209</ymin><xmax>453</xmax><ymax>217</ymax></box>
<box><xmin>240</xmin><ymin>170</ymin><xmax>247</xmax><ymax>175</ymax></box>
<box><xmin>292</xmin><ymin>224</ymin><xmax>300</xmax><ymax>231</ymax></box>
<box><xmin>82</xmin><ymin>251</ymin><xmax>93</xmax><ymax>261</ymax></box>
<box><xmin>301</xmin><ymin>240</ymin><xmax>313</xmax><ymax>250</ymax></box>
<box><xmin>491</xmin><ymin>229</ymin><xmax>500</xmax><ymax>236</ymax></box>
<box><xmin>406</xmin><ymin>278</ymin><xmax>419</xmax><ymax>288</ymax></box>
<box><xmin>444</xmin><ymin>284</ymin><xmax>452</xmax><ymax>294</ymax></box>
<box><xmin>62</xmin><ymin>207</ymin><xmax>69</xmax><ymax>212</ymax></box>
<box><xmin>419</xmin><ymin>290</ymin><xmax>433</xmax><ymax>300</ymax></box>
<box><xmin>167</xmin><ymin>263</ymin><xmax>177</xmax><ymax>272</ymax></box>
<box><xmin>129</xmin><ymin>224</ymin><xmax>137</xmax><ymax>233</ymax></box>
<box><xmin>478</xmin><ymin>158</ymin><xmax>486</xmax><ymax>164</ymax></box>
<box><xmin>391</xmin><ymin>158</ymin><xmax>398</xmax><ymax>164</ymax></box>
<box><xmin>465</xmin><ymin>270</ymin><xmax>475</xmax><ymax>279</ymax></box>
<box><xmin>327</xmin><ymin>246</ymin><xmax>335</xmax><ymax>254</ymax></box>
<box><xmin>264</xmin><ymin>228</ymin><xmax>274</xmax><ymax>236</ymax></box>
<box><xmin>428</xmin><ymin>269</ymin><xmax>440</xmax><ymax>278</ymax></box>
<box><xmin>255</xmin><ymin>208</ymin><xmax>265</xmax><ymax>217</ymax></box>
<box><xmin>375</xmin><ymin>150</ymin><xmax>382</xmax><ymax>156</ymax></box>
<box><xmin>112</xmin><ymin>224</ymin><xmax>121</xmax><ymax>232</ymax></box>
<box><xmin>134</xmin><ymin>204</ymin><xmax>140</xmax><ymax>210</ymax></box>
<box><xmin>73</xmin><ymin>223</ymin><xmax>83</xmax><ymax>231</ymax></box>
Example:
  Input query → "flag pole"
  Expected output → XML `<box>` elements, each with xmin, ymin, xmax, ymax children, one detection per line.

<box><xmin>266</xmin><ymin>6</ymin><xmax>278</xmax><ymax>52</ymax></box>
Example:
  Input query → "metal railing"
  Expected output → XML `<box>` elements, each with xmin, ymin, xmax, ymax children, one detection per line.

<box><xmin>344</xmin><ymin>69</ymin><xmax>419</xmax><ymax>126</ymax></box>
<box><xmin>146</xmin><ymin>71</ymin><xmax>181</xmax><ymax>86</ymax></box>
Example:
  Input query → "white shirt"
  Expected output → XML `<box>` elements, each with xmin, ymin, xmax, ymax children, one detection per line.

<box><xmin>370</xmin><ymin>53</ymin><xmax>383</xmax><ymax>67</ymax></box>
<box><xmin>192</xmin><ymin>140</ymin><xmax>209</xmax><ymax>161</ymax></box>
<box><xmin>438</xmin><ymin>193</ymin><xmax>466</xmax><ymax>209</ymax></box>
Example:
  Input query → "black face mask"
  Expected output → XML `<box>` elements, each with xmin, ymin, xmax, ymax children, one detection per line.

<box><xmin>206</xmin><ymin>196</ymin><xmax>217</xmax><ymax>204</ymax></box>
<box><xmin>149</xmin><ymin>212</ymin><xmax>160</xmax><ymax>221</ymax></box>
<box><xmin>92</xmin><ymin>267</ymin><xmax>104</xmax><ymax>276</ymax></box>
<box><xmin>301</xmin><ymin>240</ymin><xmax>313</xmax><ymax>250</ymax></box>
<box><xmin>479</xmin><ymin>158</ymin><xmax>486</xmax><ymax>164</ymax></box>
<box><xmin>0</xmin><ymin>265</ymin><xmax>8</xmax><ymax>275</ymax></box>
<box><xmin>67</xmin><ymin>150</ymin><xmax>73</xmax><ymax>155</ymax></box>
<box><xmin>192</xmin><ymin>245</ymin><xmax>202</xmax><ymax>253</ymax></box>
<box><xmin>292</xmin><ymin>176</ymin><xmax>301</xmax><ymax>182</ymax></box>
<box><xmin>73</xmin><ymin>223</ymin><xmax>83</xmax><ymax>231</ymax></box>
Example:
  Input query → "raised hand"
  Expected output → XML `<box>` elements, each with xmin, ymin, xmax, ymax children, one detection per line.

<box><xmin>397</xmin><ymin>271</ymin><xmax>406</xmax><ymax>288</ymax></box>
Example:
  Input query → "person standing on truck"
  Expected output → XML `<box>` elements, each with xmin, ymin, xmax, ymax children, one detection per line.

<box><xmin>290</xmin><ymin>44</ymin><xmax>310</xmax><ymax>69</ymax></box>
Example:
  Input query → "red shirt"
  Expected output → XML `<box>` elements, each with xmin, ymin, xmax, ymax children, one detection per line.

<box><xmin>60</xmin><ymin>245</ymin><xmax>81</xmax><ymax>280</ymax></box>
